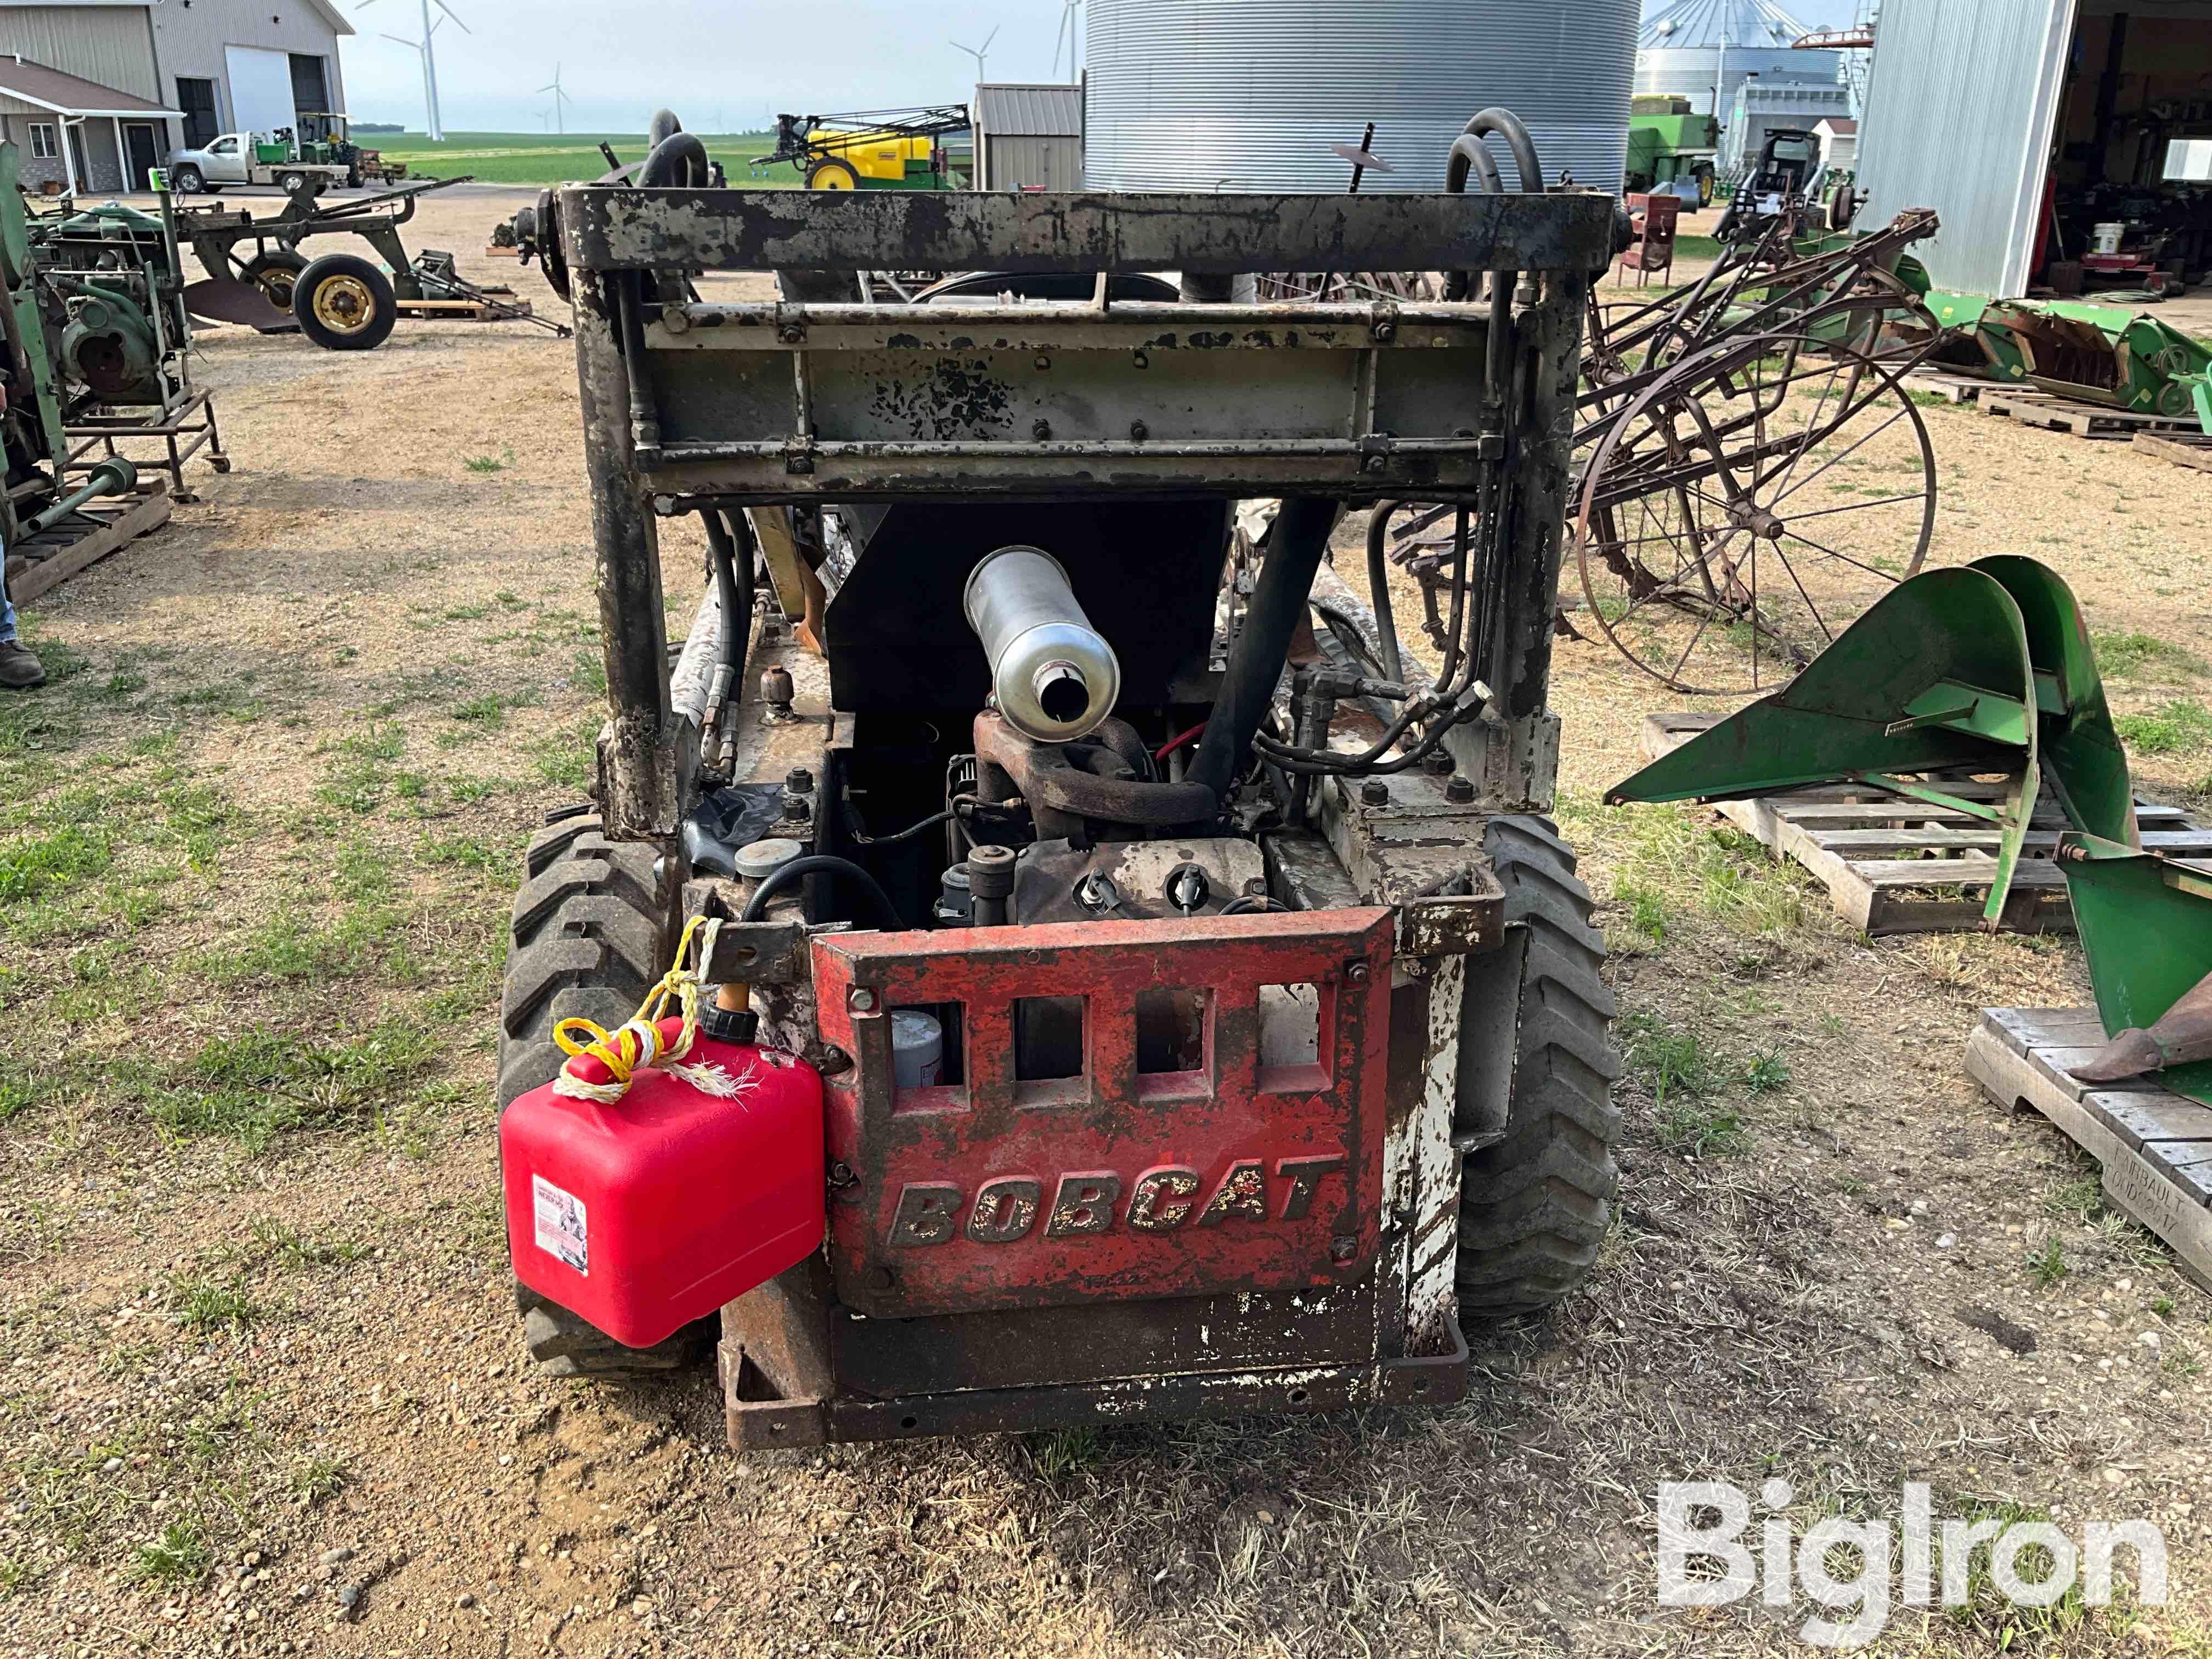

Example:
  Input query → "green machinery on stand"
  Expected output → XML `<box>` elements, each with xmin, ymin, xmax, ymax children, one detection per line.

<box><xmin>1608</xmin><ymin>556</ymin><xmax>2212</xmax><ymax>1105</ymax></box>
<box><xmin>1</xmin><ymin>139</ymin><xmax>216</xmax><ymax>572</ymax></box>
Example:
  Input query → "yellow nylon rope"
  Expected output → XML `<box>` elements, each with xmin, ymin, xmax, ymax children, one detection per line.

<box><xmin>550</xmin><ymin>915</ymin><xmax>723</xmax><ymax>1104</ymax></box>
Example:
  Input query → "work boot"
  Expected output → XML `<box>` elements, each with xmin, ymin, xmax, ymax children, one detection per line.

<box><xmin>0</xmin><ymin>641</ymin><xmax>45</xmax><ymax>690</ymax></box>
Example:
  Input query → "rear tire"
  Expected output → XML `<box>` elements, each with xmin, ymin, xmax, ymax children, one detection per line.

<box><xmin>502</xmin><ymin>808</ymin><xmax>692</xmax><ymax>1379</ymax></box>
<box><xmin>498</xmin><ymin>806</ymin><xmax>672</xmax><ymax>1108</ymax></box>
<box><xmin>1454</xmin><ymin>816</ymin><xmax>1624</xmax><ymax>1318</ymax></box>
<box><xmin>174</xmin><ymin>165</ymin><xmax>206</xmax><ymax>194</ymax></box>
<box><xmin>805</xmin><ymin>157</ymin><xmax>860</xmax><ymax>191</ymax></box>
<box><xmin>292</xmin><ymin>252</ymin><xmax>397</xmax><ymax>351</ymax></box>
<box><xmin>515</xmin><ymin>1283</ymin><xmax>712</xmax><ymax>1380</ymax></box>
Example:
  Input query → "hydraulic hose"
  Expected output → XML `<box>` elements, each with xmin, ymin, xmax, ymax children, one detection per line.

<box><xmin>1188</xmin><ymin>496</ymin><xmax>1339</xmax><ymax>807</ymax></box>
<box><xmin>741</xmin><ymin>855</ymin><xmax>904</xmax><ymax>930</ymax></box>
<box><xmin>702</xmin><ymin>509</ymin><xmax>751</xmax><ymax>682</ymax></box>
<box><xmin>1363</xmin><ymin>503</ymin><xmax>1407</xmax><ymax>687</ymax></box>
<box><xmin>640</xmin><ymin>130</ymin><xmax>709</xmax><ymax>188</ymax></box>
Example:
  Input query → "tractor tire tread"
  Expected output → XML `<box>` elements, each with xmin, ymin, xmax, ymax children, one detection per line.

<box><xmin>515</xmin><ymin>1286</ymin><xmax>708</xmax><ymax>1380</ymax></box>
<box><xmin>1456</xmin><ymin>815</ymin><xmax>1623</xmax><ymax>1320</ymax></box>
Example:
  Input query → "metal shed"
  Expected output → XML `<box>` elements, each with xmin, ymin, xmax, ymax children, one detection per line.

<box><xmin>1855</xmin><ymin>0</ymin><xmax>2212</xmax><ymax>299</ymax></box>
<box><xmin>973</xmin><ymin>83</ymin><xmax>1083</xmax><ymax>191</ymax></box>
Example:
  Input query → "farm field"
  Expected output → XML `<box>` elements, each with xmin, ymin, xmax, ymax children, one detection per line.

<box><xmin>368</xmin><ymin>130</ymin><xmax>802</xmax><ymax>186</ymax></box>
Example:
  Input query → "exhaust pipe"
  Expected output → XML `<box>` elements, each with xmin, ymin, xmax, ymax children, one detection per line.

<box><xmin>963</xmin><ymin>546</ymin><xmax>1121</xmax><ymax>744</ymax></box>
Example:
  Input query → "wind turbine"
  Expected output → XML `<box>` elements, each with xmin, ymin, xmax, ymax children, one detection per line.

<box><xmin>359</xmin><ymin>0</ymin><xmax>469</xmax><ymax>143</ymax></box>
<box><xmin>950</xmin><ymin>25</ymin><xmax>999</xmax><ymax>85</ymax></box>
<box><xmin>1053</xmin><ymin>0</ymin><xmax>1083</xmax><ymax>80</ymax></box>
<box><xmin>538</xmin><ymin>65</ymin><xmax>570</xmax><ymax>136</ymax></box>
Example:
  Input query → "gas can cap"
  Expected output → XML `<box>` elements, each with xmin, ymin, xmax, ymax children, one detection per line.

<box><xmin>735</xmin><ymin>837</ymin><xmax>806</xmax><ymax>881</ymax></box>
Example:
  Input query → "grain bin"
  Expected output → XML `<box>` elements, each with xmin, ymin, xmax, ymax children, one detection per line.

<box><xmin>1084</xmin><ymin>0</ymin><xmax>1640</xmax><ymax>195</ymax></box>
<box><xmin>1634</xmin><ymin>0</ymin><xmax>1840</xmax><ymax>120</ymax></box>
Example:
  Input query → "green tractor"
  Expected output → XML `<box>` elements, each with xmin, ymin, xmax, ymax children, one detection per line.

<box><xmin>1624</xmin><ymin>97</ymin><xmax>1718</xmax><ymax>205</ymax></box>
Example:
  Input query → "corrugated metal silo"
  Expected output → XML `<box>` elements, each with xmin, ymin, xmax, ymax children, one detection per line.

<box><xmin>1083</xmin><ymin>0</ymin><xmax>1640</xmax><ymax>196</ymax></box>
<box><xmin>1634</xmin><ymin>0</ymin><xmax>1839</xmax><ymax>118</ymax></box>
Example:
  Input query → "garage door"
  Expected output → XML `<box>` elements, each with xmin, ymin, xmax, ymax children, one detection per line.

<box><xmin>224</xmin><ymin>44</ymin><xmax>296</xmax><ymax>137</ymax></box>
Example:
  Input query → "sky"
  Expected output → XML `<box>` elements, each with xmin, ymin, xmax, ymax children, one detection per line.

<box><xmin>334</xmin><ymin>0</ymin><xmax>1086</xmax><ymax>134</ymax></box>
<box><xmin>333</xmin><ymin>0</ymin><xmax>1864</xmax><ymax>137</ymax></box>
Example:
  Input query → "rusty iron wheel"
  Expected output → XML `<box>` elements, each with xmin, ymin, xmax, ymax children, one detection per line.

<box><xmin>1573</xmin><ymin>333</ymin><xmax>1939</xmax><ymax>697</ymax></box>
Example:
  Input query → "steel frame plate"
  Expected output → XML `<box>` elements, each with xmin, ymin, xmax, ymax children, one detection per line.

<box><xmin>557</xmin><ymin>187</ymin><xmax>1616</xmax><ymax>276</ymax></box>
<box><xmin>812</xmin><ymin>909</ymin><xmax>1394</xmax><ymax>1318</ymax></box>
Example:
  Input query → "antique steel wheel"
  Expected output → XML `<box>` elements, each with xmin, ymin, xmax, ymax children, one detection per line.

<box><xmin>1573</xmin><ymin>334</ymin><xmax>1939</xmax><ymax>696</ymax></box>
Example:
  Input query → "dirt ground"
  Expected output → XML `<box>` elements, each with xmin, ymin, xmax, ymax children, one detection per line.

<box><xmin>2</xmin><ymin>183</ymin><xmax>2210</xmax><ymax>1659</ymax></box>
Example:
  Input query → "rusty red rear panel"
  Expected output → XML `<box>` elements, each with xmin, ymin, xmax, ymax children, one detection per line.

<box><xmin>812</xmin><ymin>909</ymin><xmax>1394</xmax><ymax>1318</ymax></box>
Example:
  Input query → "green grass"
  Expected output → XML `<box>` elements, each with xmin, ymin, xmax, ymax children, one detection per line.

<box><xmin>367</xmin><ymin>129</ymin><xmax>801</xmax><ymax>188</ymax></box>
<box><xmin>1606</xmin><ymin>808</ymin><xmax>1807</xmax><ymax>941</ymax></box>
<box><xmin>165</xmin><ymin>1271</ymin><xmax>259</xmax><ymax>1330</ymax></box>
<box><xmin>2095</xmin><ymin>631</ymin><xmax>2205</xmax><ymax>680</ymax></box>
<box><xmin>131</xmin><ymin>1521</ymin><xmax>210</xmax><ymax>1584</ymax></box>
<box><xmin>2114</xmin><ymin>699</ymin><xmax>2212</xmax><ymax>755</ymax></box>
<box><xmin>2026</xmin><ymin>1238</ymin><xmax>2069</xmax><ymax>1286</ymax></box>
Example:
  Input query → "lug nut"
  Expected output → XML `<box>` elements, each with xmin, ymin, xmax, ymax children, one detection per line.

<box><xmin>1424</xmin><ymin>752</ymin><xmax>1455</xmax><ymax>776</ymax></box>
<box><xmin>1129</xmin><ymin>420</ymin><xmax>1148</xmax><ymax>442</ymax></box>
<box><xmin>785</xmin><ymin>766</ymin><xmax>814</xmax><ymax>793</ymax></box>
<box><xmin>1359</xmin><ymin>780</ymin><xmax>1390</xmax><ymax>806</ymax></box>
<box><xmin>1446</xmin><ymin>776</ymin><xmax>1476</xmax><ymax>804</ymax></box>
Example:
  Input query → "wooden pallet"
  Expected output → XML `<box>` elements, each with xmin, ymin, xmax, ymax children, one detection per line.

<box><xmin>1967</xmin><ymin>1008</ymin><xmax>2212</xmax><ymax>1291</ymax></box>
<box><xmin>0</xmin><ymin>483</ymin><xmax>173</xmax><ymax>607</ymax></box>
<box><xmin>2134</xmin><ymin>431</ymin><xmax>2212</xmax><ymax>475</ymax></box>
<box><xmin>1984</xmin><ymin>389</ymin><xmax>2199</xmax><ymax>439</ymax></box>
<box><xmin>1903</xmin><ymin>370</ymin><xmax>1995</xmax><ymax>403</ymax></box>
<box><xmin>1640</xmin><ymin>712</ymin><xmax>2212</xmax><ymax>935</ymax></box>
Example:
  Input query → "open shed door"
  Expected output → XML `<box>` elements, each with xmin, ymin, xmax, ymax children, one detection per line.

<box><xmin>224</xmin><ymin>45</ymin><xmax>296</xmax><ymax>137</ymax></box>
<box><xmin>1856</xmin><ymin>0</ymin><xmax>2077</xmax><ymax>297</ymax></box>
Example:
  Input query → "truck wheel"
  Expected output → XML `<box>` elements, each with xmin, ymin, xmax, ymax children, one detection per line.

<box><xmin>1454</xmin><ymin>816</ymin><xmax>1623</xmax><ymax>1318</ymax></box>
<box><xmin>174</xmin><ymin>165</ymin><xmax>206</xmax><ymax>194</ymax></box>
<box><xmin>292</xmin><ymin>253</ymin><xmax>397</xmax><ymax>351</ymax></box>
<box><xmin>276</xmin><ymin>170</ymin><xmax>307</xmax><ymax>194</ymax></box>
<box><xmin>242</xmin><ymin>250</ymin><xmax>308</xmax><ymax>312</ymax></box>
<box><xmin>515</xmin><ymin>1283</ymin><xmax>711</xmax><ymax>1379</ymax></box>
<box><xmin>502</xmin><ymin>809</ymin><xmax>695</xmax><ymax>1379</ymax></box>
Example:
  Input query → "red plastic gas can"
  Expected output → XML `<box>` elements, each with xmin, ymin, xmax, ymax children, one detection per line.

<box><xmin>500</xmin><ymin>1032</ymin><xmax>824</xmax><ymax>1350</ymax></box>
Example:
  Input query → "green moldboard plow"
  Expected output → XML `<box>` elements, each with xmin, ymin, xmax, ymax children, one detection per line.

<box><xmin>1607</xmin><ymin>556</ymin><xmax>2212</xmax><ymax>1105</ymax></box>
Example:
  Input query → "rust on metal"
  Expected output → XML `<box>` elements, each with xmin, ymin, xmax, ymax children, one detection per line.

<box><xmin>559</xmin><ymin>187</ymin><xmax>1617</xmax><ymax>277</ymax></box>
<box><xmin>811</xmin><ymin>907</ymin><xmax>1395</xmax><ymax>1318</ymax></box>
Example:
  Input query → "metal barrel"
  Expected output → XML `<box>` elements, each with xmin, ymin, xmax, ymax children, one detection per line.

<box><xmin>1084</xmin><ymin>0</ymin><xmax>1640</xmax><ymax>195</ymax></box>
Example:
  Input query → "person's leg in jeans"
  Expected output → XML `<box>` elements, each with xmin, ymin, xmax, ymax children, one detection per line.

<box><xmin>0</xmin><ymin>558</ymin><xmax>46</xmax><ymax>689</ymax></box>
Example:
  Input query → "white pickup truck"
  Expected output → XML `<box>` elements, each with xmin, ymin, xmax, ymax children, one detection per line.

<box><xmin>165</xmin><ymin>133</ymin><xmax>357</xmax><ymax>194</ymax></box>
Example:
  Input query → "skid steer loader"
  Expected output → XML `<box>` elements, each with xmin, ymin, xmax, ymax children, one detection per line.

<box><xmin>500</xmin><ymin>111</ymin><xmax>1626</xmax><ymax>1446</ymax></box>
